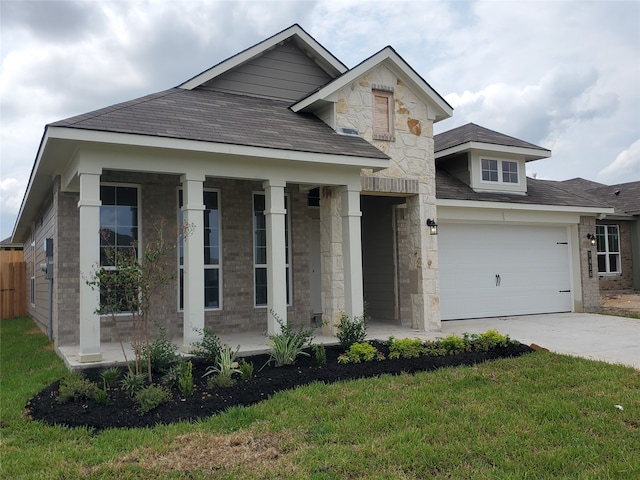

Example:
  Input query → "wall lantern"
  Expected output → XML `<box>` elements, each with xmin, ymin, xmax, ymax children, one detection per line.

<box><xmin>426</xmin><ymin>218</ymin><xmax>438</xmax><ymax>235</ymax></box>
<box><xmin>587</xmin><ymin>233</ymin><xmax>596</xmax><ymax>246</ymax></box>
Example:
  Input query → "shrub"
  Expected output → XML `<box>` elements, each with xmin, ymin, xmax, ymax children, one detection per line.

<box><xmin>99</xmin><ymin>366</ymin><xmax>121</xmax><ymax>389</ymax></box>
<box><xmin>57</xmin><ymin>373</ymin><xmax>98</xmax><ymax>404</ymax></box>
<box><xmin>134</xmin><ymin>385</ymin><xmax>171</xmax><ymax>415</ymax></box>
<box><xmin>264</xmin><ymin>313</ymin><xmax>313</xmax><ymax>368</ymax></box>
<box><xmin>439</xmin><ymin>334</ymin><xmax>466</xmax><ymax>355</ymax></box>
<box><xmin>207</xmin><ymin>374</ymin><xmax>236</xmax><ymax>389</ymax></box>
<box><xmin>422</xmin><ymin>340</ymin><xmax>447</xmax><ymax>357</ymax></box>
<box><xmin>190</xmin><ymin>327</ymin><xmax>223</xmax><ymax>365</ymax></box>
<box><xmin>388</xmin><ymin>337</ymin><xmax>424</xmax><ymax>359</ymax></box>
<box><xmin>476</xmin><ymin>329</ymin><xmax>511</xmax><ymax>350</ymax></box>
<box><xmin>121</xmin><ymin>371</ymin><xmax>147</xmax><ymax>398</ymax></box>
<box><xmin>203</xmin><ymin>344</ymin><xmax>241</xmax><ymax>378</ymax></box>
<box><xmin>141</xmin><ymin>327</ymin><xmax>178</xmax><ymax>374</ymax></box>
<box><xmin>313</xmin><ymin>343</ymin><xmax>326</xmax><ymax>365</ymax></box>
<box><xmin>339</xmin><ymin>342</ymin><xmax>384</xmax><ymax>363</ymax></box>
<box><xmin>336</xmin><ymin>312</ymin><xmax>368</xmax><ymax>349</ymax></box>
<box><xmin>238</xmin><ymin>359</ymin><xmax>254</xmax><ymax>380</ymax></box>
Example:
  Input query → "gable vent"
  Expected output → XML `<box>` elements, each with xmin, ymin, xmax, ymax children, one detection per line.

<box><xmin>337</xmin><ymin>127</ymin><xmax>359</xmax><ymax>136</ymax></box>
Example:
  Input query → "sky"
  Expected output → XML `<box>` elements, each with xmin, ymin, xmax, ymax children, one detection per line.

<box><xmin>1</xmin><ymin>0</ymin><xmax>639</xmax><ymax>240</ymax></box>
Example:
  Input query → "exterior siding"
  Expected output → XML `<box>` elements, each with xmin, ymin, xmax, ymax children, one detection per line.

<box><xmin>200</xmin><ymin>41</ymin><xmax>332</xmax><ymax>101</ymax></box>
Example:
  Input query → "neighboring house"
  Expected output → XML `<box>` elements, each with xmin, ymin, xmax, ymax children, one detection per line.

<box><xmin>12</xmin><ymin>25</ymin><xmax>612</xmax><ymax>364</ymax></box>
<box><xmin>434</xmin><ymin>123</ymin><xmax>612</xmax><ymax>319</ymax></box>
<box><xmin>558</xmin><ymin>179</ymin><xmax>640</xmax><ymax>291</ymax></box>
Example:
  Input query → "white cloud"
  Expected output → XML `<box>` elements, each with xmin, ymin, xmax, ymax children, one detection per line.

<box><xmin>598</xmin><ymin>140</ymin><xmax>640</xmax><ymax>184</ymax></box>
<box><xmin>0</xmin><ymin>0</ymin><xmax>638</xmax><ymax>239</ymax></box>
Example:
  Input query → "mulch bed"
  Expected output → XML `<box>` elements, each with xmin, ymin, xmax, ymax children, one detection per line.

<box><xmin>26</xmin><ymin>342</ymin><xmax>533</xmax><ymax>432</ymax></box>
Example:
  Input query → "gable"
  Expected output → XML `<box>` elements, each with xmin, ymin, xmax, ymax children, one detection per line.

<box><xmin>198</xmin><ymin>39</ymin><xmax>333</xmax><ymax>101</ymax></box>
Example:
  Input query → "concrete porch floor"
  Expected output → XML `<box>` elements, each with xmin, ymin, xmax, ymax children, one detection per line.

<box><xmin>58</xmin><ymin>312</ymin><xmax>640</xmax><ymax>370</ymax></box>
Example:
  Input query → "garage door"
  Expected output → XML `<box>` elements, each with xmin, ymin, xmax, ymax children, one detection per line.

<box><xmin>439</xmin><ymin>224</ymin><xmax>572</xmax><ymax>320</ymax></box>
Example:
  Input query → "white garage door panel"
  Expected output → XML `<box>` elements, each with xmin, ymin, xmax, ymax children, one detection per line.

<box><xmin>439</xmin><ymin>224</ymin><xmax>572</xmax><ymax>320</ymax></box>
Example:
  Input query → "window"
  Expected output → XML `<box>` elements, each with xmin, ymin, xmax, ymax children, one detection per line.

<box><xmin>99</xmin><ymin>184</ymin><xmax>139</xmax><ymax>311</ymax></box>
<box><xmin>481</xmin><ymin>159</ymin><xmax>519</xmax><ymax>184</ymax></box>
<box><xmin>30</xmin><ymin>240</ymin><xmax>35</xmax><ymax>306</ymax></box>
<box><xmin>596</xmin><ymin>225</ymin><xmax>621</xmax><ymax>274</ymax></box>
<box><xmin>253</xmin><ymin>193</ymin><xmax>290</xmax><ymax>307</ymax></box>
<box><xmin>178</xmin><ymin>189</ymin><xmax>221</xmax><ymax>310</ymax></box>
<box><xmin>502</xmin><ymin>161</ymin><xmax>518</xmax><ymax>183</ymax></box>
<box><xmin>481</xmin><ymin>159</ymin><xmax>498</xmax><ymax>182</ymax></box>
<box><xmin>372</xmin><ymin>89</ymin><xmax>394</xmax><ymax>141</ymax></box>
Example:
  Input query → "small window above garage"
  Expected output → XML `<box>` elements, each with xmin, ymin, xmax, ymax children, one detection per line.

<box><xmin>472</xmin><ymin>153</ymin><xmax>526</xmax><ymax>194</ymax></box>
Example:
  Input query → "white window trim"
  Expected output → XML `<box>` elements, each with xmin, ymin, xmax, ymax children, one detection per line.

<box><xmin>99</xmin><ymin>182</ymin><xmax>142</xmax><ymax>315</ymax></box>
<box><xmin>372</xmin><ymin>88</ymin><xmax>395</xmax><ymax>142</ymax></box>
<box><xmin>480</xmin><ymin>158</ymin><xmax>519</xmax><ymax>185</ymax></box>
<box><xmin>177</xmin><ymin>187</ymin><xmax>222</xmax><ymax>312</ymax></box>
<box><xmin>596</xmin><ymin>224</ymin><xmax>621</xmax><ymax>276</ymax></box>
<box><xmin>253</xmin><ymin>191</ymin><xmax>291</xmax><ymax>308</ymax></box>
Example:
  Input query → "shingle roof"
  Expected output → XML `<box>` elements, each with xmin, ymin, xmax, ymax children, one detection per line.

<box><xmin>434</xmin><ymin>123</ymin><xmax>550</xmax><ymax>154</ymax></box>
<box><xmin>559</xmin><ymin>179</ymin><xmax>640</xmax><ymax>216</ymax></box>
<box><xmin>49</xmin><ymin>88</ymin><xmax>389</xmax><ymax>160</ymax></box>
<box><xmin>436</xmin><ymin>168</ymin><xmax>609</xmax><ymax>209</ymax></box>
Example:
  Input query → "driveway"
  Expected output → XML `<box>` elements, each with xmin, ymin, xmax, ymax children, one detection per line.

<box><xmin>437</xmin><ymin>313</ymin><xmax>639</xmax><ymax>370</ymax></box>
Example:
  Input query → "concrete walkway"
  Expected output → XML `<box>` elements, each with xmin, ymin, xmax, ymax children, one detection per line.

<box><xmin>60</xmin><ymin>312</ymin><xmax>639</xmax><ymax>370</ymax></box>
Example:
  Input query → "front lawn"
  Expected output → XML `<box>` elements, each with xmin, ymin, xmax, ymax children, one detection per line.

<box><xmin>1</xmin><ymin>317</ymin><xmax>639</xmax><ymax>479</ymax></box>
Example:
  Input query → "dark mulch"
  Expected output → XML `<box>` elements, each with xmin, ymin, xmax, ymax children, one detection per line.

<box><xmin>26</xmin><ymin>342</ymin><xmax>533</xmax><ymax>432</ymax></box>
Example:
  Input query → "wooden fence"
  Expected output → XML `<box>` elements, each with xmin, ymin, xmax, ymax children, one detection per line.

<box><xmin>1</xmin><ymin>250</ymin><xmax>26</xmax><ymax>320</ymax></box>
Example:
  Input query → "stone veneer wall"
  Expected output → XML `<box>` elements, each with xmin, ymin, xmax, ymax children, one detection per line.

<box><xmin>579</xmin><ymin>216</ymin><xmax>600</xmax><ymax>312</ymax></box>
<box><xmin>598</xmin><ymin>220</ymin><xmax>634</xmax><ymax>291</ymax></box>
<box><xmin>54</xmin><ymin>171</ymin><xmax>312</xmax><ymax>347</ymax></box>
<box><xmin>333</xmin><ymin>63</ymin><xmax>440</xmax><ymax>330</ymax></box>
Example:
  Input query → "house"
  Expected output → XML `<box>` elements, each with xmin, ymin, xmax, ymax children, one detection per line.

<box><xmin>433</xmin><ymin>123</ymin><xmax>612</xmax><ymax>319</ymax></box>
<box><xmin>557</xmin><ymin>179</ymin><xmax>640</xmax><ymax>291</ymax></box>
<box><xmin>12</xmin><ymin>25</ymin><xmax>612</xmax><ymax>365</ymax></box>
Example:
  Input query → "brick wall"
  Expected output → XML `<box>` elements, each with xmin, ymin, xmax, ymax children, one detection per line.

<box><xmin>578</xmin><ymin>216</ymin><xmax>600</xmax><ymax>312</ymax></box>
<box><xmin>53</xmin><ymin>172</ymin><xmax>314</xmax><ymax>346</ymax></box>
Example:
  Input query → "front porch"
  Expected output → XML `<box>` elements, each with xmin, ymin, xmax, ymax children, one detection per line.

<box><xmin>58</xmin><ymin>321</ymin><xmax>445</xmax><ymax>370</ymax></box>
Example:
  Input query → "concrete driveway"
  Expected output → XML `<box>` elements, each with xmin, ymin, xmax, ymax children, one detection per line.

<box><xmin>438</xmin><ymin>313</ymin><xmax>639</xmax><ymax>370</ymax></box>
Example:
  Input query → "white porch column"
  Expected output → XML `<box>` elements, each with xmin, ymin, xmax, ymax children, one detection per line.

<box><xmin>181</xmin><ymin>174</ymin><xmax>205</xmax><ymax>351</ymax></box>
<box><xmin>264</xmin><ymin>180</ymin><xmax>287</xmax><ymax>335</ymax></box>
<box><xmin>78</xmin><ymin>172</ymin><xmax>102</xmax><ymax>362</ymax></box>
<box><xmin>341</xmin><ymin>186</ymin><xmax>364</xmax><ymax>320</ymax></box>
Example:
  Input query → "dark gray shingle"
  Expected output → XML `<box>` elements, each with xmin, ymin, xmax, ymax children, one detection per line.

<box><xmin>50</xmin><ymin>88</ymin><xmax>389</xmax><ymax>160</ymax></box>
<box><xmin>435</xmin><ymin>123</ymin><xmax>550</xmax><ymax>154</ymax></box>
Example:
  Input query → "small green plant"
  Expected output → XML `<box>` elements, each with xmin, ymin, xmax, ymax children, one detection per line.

<box><xmin>388</xmin><ymin>337</ymin><xmax>424</xmax><ymax>359</ymax></box>
<box><xmin>207</xmin><ymin>374</ymin><xmax>236</xmax><ymax>388</ymax></box>
<box><xmin>203</xmin><ymin>344</ymin><xmax>241</xmax><ymax>379</ymax></box>
<box><xmin>177</xmin><ymin>360</ymin><xmax>194</xmax><ymax>398</ymax></box>
<box><xmin>422</xmin><ymin>340</ymin><xmax>447</xmax><ymax>357</ymax></box>
<box><xmin>313</xmin><ymin>343</ymin><xmax>326</xmax><ymax>365</ymax></box>
<box><xmin>190</xmin><ymin>327</ymin><xmax>223</xmax><ymax>365</ymax></box>
<box><xmin>99</xmin><ymin>366</ymin><xmax>121</xmax><ymax>389</ymax></box>
<box><xmin>336</xmin><ymin>312</ymin><xmax>368</xmax><ymax>349</ymax></box>
<box><xmin>134</xmin><ymin>384</ymin><xmax>171</xmax><ymax>415</ymax></box>
<box><xmin>264</xmin><ymin>313</ymin><xmax>314</xmax><ymax>368</ymax></box>
<box><xmin>141</xmin><ymin>327</ymin><xmax>178</xmax><ymax>373</ymax></box>
<box><xmin>339</xmin><ymin>342</ymin><xmax>384</xmax><ymax>363</ymax></box>
<box><xmin>57</xmin><ymin>373</ymin><xmax>98</xmax><ymax>404</ymax></box>
<box><xmin>476</xmin><ymin>330</ymin><xmax>511</xmax><ymax>350</ymax></box>
<box><xmin>238</xmin><ymin>359</ymin><xmax>254</xmax><ymax>380</ymax></box>
<box><xmin>121</xmin><ymin>371</ymin><xmax>147</xmax><ymax>398</ymax></box>
<box><xmin>94</xmin><ymin>387</ymin><xmax>108</xmax><ymax>405</ymax></box>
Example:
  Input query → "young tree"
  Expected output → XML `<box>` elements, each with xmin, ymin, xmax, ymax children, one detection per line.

<box><xmin>88</xmin><ymin>219</ymin><xmax>189</xmax><ymax>381</ymax></box>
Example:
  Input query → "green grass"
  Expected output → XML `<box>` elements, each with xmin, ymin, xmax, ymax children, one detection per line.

<box><xmin>1</xmin><ymin>317</ymin><xmax>639</xmax><ymax>479</ymax></box>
